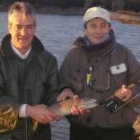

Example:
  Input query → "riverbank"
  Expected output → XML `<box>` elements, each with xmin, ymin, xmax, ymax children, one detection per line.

<box><xmin>111</xmin><ymin>11</ymin><xmax>140</xmax><ymax>25</ymax></box>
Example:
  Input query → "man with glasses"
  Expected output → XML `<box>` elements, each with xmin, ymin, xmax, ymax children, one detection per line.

<box><xmin>57</xmin><ymin>7</ymin><xmax>140</xmax><ymax>140</ymax></box>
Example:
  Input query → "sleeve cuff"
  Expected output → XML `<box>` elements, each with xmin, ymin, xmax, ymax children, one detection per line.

<box><xmin>19</xmin><ymin>104</ymin><xmax>28</xmax><ymax>118</ymax></box>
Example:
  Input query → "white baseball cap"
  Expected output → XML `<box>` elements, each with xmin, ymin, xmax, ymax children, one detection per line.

<box><xmin>83</xmin><ymin>7</ymin><xmax>110</xmax><ymax>23</ymax></box>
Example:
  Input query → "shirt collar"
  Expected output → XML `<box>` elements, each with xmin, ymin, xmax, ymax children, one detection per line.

<box><xmin>11</xmin><ymin>44</ymin><xmax>32</xmax><ymax>59</ymax></box>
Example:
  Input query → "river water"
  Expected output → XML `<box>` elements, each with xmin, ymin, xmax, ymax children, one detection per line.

<box><xmin>0</xmin><ymin>11</ymin><xmax>140</xmax><ymax>140</ymax></box>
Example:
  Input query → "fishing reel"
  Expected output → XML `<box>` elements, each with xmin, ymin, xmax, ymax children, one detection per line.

<box><xmin>101</xmin><ymin>96</ymin><xmax>123</xmax><ymax>113</ymax></box>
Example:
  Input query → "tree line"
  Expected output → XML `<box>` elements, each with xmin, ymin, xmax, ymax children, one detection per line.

<box><xmin>1</xmin><ymin>0</ymin><xmax>140</xmax><ymax>13</ymax></box>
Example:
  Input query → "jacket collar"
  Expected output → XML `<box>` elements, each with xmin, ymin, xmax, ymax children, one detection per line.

<box><xmin>0</xmin><ymin>34</ymin><xmax>45</xmax><ymax>57</ymax></box>
<box><xmin>72</xmin><ymin>29</ymin><xmax>116</xmax><ymax>58</ymax></box>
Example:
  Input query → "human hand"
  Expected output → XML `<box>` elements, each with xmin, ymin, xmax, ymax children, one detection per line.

<box><xmin>133</xmin><ymin>115</ymin><xmax>140</xmax><ymax>134</ymax></box>
<box><xmin>57</xmin><ymin>88</ymin><xmax>74</xmax><ymax>101</ymax></box>
<box><xmin>114</xmin><ymin>85</ymin><xmax>132</xmax><ymax>102</ymax></box>
<box><xmin>25</xmin><ymin>104</ymin><xmax>58</xmax><ymax>124</ymax></box>
<box><xmin>70</xmin><ymin>95</ymin><xmax>90</xmax><ymax>115</ymax></box>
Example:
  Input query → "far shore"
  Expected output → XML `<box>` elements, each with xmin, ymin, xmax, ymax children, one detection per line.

<box><xmin>0</xmin><ymin>6</ymin><xmax>140</xmax><ymax>25</ymax></box>
<box><xmin>110</xmin><ymin>11</ymin><xmax>140</xmax><ymax>25</ymax></box>
<box><xmin>34</xmin><ymin>7</ymin><xmax>140</xmax><ymax>25</ymax></box>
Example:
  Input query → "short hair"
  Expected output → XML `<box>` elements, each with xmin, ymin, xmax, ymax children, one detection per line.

<box><xmin>8</xmin><ymin>1</ymin><xmax>36</xmax><ymax>26</ymax></box>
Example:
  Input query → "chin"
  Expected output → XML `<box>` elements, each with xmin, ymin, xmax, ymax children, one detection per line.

<box><xmin>95</xmin><ymin>39</ymin><xmax>104</xmax><ymax>43</ymax></box>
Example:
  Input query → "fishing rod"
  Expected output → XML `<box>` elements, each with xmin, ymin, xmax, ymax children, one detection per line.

<box><xmin>100</xmin><ymin>83</ymin><xmax>137</xmax><ymax>113</ymax></box>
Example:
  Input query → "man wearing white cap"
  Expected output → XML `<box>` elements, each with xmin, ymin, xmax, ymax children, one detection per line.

<box><xmin>57</xmin><ymin>7</ymin><xmax>140</xmax><ymax>140</ymax></box>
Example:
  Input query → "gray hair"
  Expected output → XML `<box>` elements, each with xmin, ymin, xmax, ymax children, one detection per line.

<box><xmin>8</xmin><ymin>2</ymin><xmax>36</xmax><ymax>26</ymax></box>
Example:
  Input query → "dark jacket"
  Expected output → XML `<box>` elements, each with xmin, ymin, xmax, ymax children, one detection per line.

<box><xmin>60</xmin><ymin>30</ymin><xmax>140</xmax><ymax>128</ymax></box>
<box><xmin>0</xmin><ymin>34</ymin><xmax>59</xmax><ymax>140</ymax></box>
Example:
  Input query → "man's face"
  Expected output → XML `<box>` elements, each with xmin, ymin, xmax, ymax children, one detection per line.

<box><xmin>8</xmin><ymin>12</ymin><xmax>35</xmax><ymax>53</ymax></box>
<box><xmin>85</xmin><ymin>18</ymin><xmax>110</xmax><ymax>44</ymax></box>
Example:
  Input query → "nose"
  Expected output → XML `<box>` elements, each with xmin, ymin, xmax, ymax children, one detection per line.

<box><xmin>96</xmin><ymin>27</ymin><xmax>101</xmax><ymax>34</ymax></box>
<box><xmin>20</xmin><ymin>27</ymin><xmax>27</xmax><ymax>36</ymax></box>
